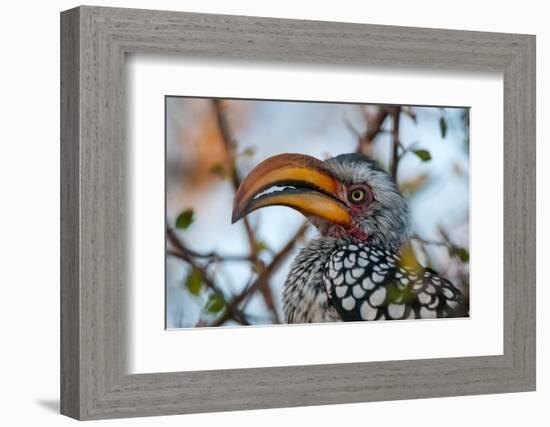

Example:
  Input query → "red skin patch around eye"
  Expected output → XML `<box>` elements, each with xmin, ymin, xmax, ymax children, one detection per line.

<box><xmin>343</xmin><ymin>184</ymin><xmax>373</xmax><ymax>241</ymax></box>
<box><xmin>309</xmin><ymin>183</ymin><xmax>373</xmax><ymax>241</ymax></box>
<box><xmin>348</xmin><ymin>204</ymin><xmax>365</xmax><ymax>216</ymax></box>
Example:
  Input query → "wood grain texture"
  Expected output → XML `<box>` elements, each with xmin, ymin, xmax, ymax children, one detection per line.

<box><xmin>60</xmin><ymin>7</ymin><xmax>80</xmax><ymax>419</ymax></box>
<box><xmin>60</xmin><ymin>6</ymin><xmax>536</xmax><ymax>420</ymax></box>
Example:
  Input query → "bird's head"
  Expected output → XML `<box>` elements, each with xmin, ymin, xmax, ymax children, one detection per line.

<box><xmin>232</xmin><ymin>153</ymin><xmax>409</xmax><ymax>249</ymax></box>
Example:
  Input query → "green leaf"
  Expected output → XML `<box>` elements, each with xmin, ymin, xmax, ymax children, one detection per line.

<box><xmin>175</xmin><ymin>209</ymin><xmax>194</xmax><ymax>229</ymax></box>
<box><xmin>448</xmin><ymin>246</ymin><xmax>470</xmax><ymax>263</ymax></box>
<box><xmin>206</xmin><ymin>292</ymin><xmax>225</xmax><ymax>313</ymax></box>
<box><xmin>413</xmin><ymin>149</ymin><xmax>432</xmax><ymax>161</ymax></box>
<box><xmin>454</xmin><ymin>247</ymin><xmax>470</xmax><ymax>263</ymax></box>
<box><xmin>239</xmin><ymin>146</ymin><xmax>257</xmax><ymax>159</ymax></box>
<box><xmin>254</xmin><ymin>240</ymin><xmax>269</xmax><ymax>253</ymax></box>
<box><xmin>439</xmin><ymin>116</ymin><xmax>448</xmax><ymax>138</ymax></box>
<box><xmin>185</xmin><ymin>268</ymin><xmax>203</xmax><ymax>295</ymax></box>
<box><xmin>209</xmin><ymin>163</ymin><xmax>229</xmax><ymax>179</ymax></box>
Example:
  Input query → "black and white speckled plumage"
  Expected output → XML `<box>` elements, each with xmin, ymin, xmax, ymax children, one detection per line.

<box><xmin>283</xmin><ymin>238</ymin><xmax>466</xmax><ymax>323</ymax></box>
<box><xmin>282</xmin><ymin>238</ymin><xmax>341</xmax><ymax>324</ymax></box>
<box><xmin>281</xmin><ymin>153</ymin><xmax>467</xmax><ymax>323</ymax></box>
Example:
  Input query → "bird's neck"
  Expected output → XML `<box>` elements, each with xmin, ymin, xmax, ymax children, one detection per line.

<box><xmin>348</xmin><ymin>227</ymin><xmax>369</xmax><ymax>241</ymax></box>
<box><xmin>283</xmin><ymin>237</ymin><xmax>341</xmax><ymax>323</ymax></box>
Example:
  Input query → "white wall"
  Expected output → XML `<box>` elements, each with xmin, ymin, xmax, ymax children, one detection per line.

<box><xmin>0</xmin><ymin>0</ymin><xmax>546</xmax><ymax>425</ymax></box>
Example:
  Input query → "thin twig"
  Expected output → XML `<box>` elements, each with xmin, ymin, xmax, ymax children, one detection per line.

<box><xmin>355</xmin><ymin>107</ymin><xmax>389</xmax><ymax>156</ymax></box>
<box><xmin>211</xmin><ymin>99</ymin><xmax>279</xmax><ymax>320</ymax></box>
<box><xmin>390</xmin><ymin>107</ymin><xmax>401</xmax><ymax>179</ymax></box>
<box><xmin>167</xmin><ymin>228</ymin><xmax>249</xmax><ymax>324</ymax></box>
<box><xmin>397</xmin><ymin>140</ymin><xmax>420</xmax><ymax>162</ymax></box>
<box><xmin>209</xmin><ymin>222</ymin><xmax>309</xmax><ymax>327</ymax></box>
<box><xmin>211</xmin><ymin>99</ymin><xmax>259</xmax><ymax>261</ymax></box>
<box><xmin>166</xmin><ymin>229</ymin><xmax>219</xmax><ymax>293</ymax></box>
<box><xmin>410</xmin><ymin>234</ymin><xmax>448</xmax><ymax>247</ymax></box>
<box><xmin>344</xmin><ymin>116</ymin><xmax>362</xmax><ymax>139</ymax></box>
<box><xmin>166</xmin><ymin>237</ymin><xmax>251</xmax><ymax>262</ymax></box>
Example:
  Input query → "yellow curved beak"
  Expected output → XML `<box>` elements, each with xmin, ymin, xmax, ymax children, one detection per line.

<box><xmin>232</xmin><ymin>153</ymin><xmax>352</xmax><ymax>227</ymax></box>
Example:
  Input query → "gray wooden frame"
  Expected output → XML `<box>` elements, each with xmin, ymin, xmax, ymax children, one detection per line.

<box><xmin>60</xmin><ymin>5</ymin><xmax>536</xmax><ymax>420</ymax></box>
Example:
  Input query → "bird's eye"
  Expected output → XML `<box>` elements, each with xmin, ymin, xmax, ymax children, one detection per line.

<box><xmin>349</xmin><ymin>188</ymin><xmax>366</xmax><ymax>204</ymax></box>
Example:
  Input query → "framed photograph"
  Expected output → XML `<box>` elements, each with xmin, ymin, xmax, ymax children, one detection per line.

<box><xmin>165</xmin><ymin>97</ymin><xmax>471</xmax><ymax>330</ymax></box>
<box><xmin>61</xmin><ymin>6</ymin><xmax>536</xmax><ymax>420</ymax></box>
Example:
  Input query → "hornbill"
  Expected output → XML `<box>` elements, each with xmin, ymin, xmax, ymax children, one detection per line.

<box><xmin>232</xmin><ymin>153</ymin><xmax>468</xmax><ymax>323</ymax></box>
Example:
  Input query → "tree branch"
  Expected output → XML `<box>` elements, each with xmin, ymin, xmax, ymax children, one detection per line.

<box><xmin>209</xmin><ymin>222</ymin><xmax>309</xmax><ymax>327</ymax></box>
<box><xmin>211</xmin><ymin>99</ymin><xmax>279</xmax><ymax>321</ymax></box>
<box><xmin>166</xmin><ymin>228</ymin><xmax>249</xmax><ymax>324</ymax></box>
<box><xmin>211</xmin><ymin>100</ymin><xmax>258</xmax><ymax>260</ymax></box>
<box><xmin>410</xmin><ymin>234</ymin><xmax>448</xmax><ymax>247</ymax></box>
<box><xmin>166</xmin><ymin>234</ymin><xmax>251</xmax><ymax>262</ymax></box>
<box><xmin>355</xmin><ymin>107</ymin><xmax>389</xmax><ymax>156</ymax></box>
<box><xmin>390</xmin><ymin>106</ymin><xmax>401</xmax><ymax>179</ymax></box>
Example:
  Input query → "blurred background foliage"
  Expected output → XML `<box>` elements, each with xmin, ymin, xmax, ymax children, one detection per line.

<box><xmin>166</xmin><ymin>98</ymin><xmax>470</xmax><ymax>328</ymax></box>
